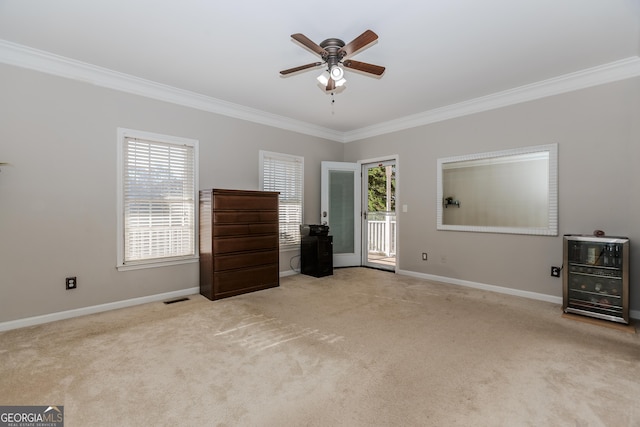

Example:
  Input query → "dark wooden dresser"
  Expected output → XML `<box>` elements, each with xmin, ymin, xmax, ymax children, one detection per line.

<box><xmin>199</xmin><ymin>189</ymin><xmax>279</xmax><ymax>300</ymax></box>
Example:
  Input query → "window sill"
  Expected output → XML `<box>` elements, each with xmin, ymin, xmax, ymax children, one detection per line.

<box><xmin>117</xmin><ymin>256</ymin><xmax>199</xmax><ymax>271</ymax></box>
<box><xmin>280</xmin><ymin>244</ymin><xmax>301</xmax><ymax>252</ymax></box>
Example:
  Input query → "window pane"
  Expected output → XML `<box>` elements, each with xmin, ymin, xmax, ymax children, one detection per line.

<box><xmin>123</xmin><ymin>137</ymin><xmax>195</xmax><ymax>263</ymax></box>
<box><xmin>329</xmin><ymin>170</ymin><xmax>355</xmax><ymax>253</ymax></box>
<box><xmin>261</xmin><ymin>151</ymin><xmax>303</xmax><ymax>246</ymax></box>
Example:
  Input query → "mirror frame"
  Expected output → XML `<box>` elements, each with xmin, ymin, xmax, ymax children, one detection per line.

<box><xmin>436</xmin><ymin>143</ymin><xmax>558</xmax><ymax>236</ymax></box>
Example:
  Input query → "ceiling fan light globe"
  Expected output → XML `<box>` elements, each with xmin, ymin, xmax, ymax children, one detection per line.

<box><xmin>317</xmin><ymin>71</ymin><xmax>330</xmax><ymax>85</ymax></box>
<box><xmin>335</xmin><ymin>78</ymin><xmax>346</xmax><ymax>87</ymax></box>
<box><xmin>330</xmin><ymin>66</ymin><xmax>344</xmax><ymax>81</ymax></box>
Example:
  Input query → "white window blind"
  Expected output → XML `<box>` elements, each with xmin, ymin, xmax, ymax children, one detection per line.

<box><xmin>260</xmin><ymin>151</ymin><xmax>303</xmax><ymax>247</ymax></box>
<box><xmin>120</xmin><ymin>134</ymin><xmax>196</xmax><ymax>266</ymax></box>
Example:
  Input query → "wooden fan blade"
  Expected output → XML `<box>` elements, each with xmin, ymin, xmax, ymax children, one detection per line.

<box><xmin>280</xmin><ymin>62</ymin><xmax>323</xmax><ymax>75</ymax></box>
<box><xmin>326</xmin><ymin>78</ymin><xmax>336</xmax><ymax>92</ymax></box>
<box><xmin>343</xmin><ymin>60</ymin><xmax>385</xmax><ymax>76</ymax></box>
<box><xmin>339</xmin><ymin>29</ymin><xmax>378</xmax><ymax>57</ymax></box>
<box><xmin>291</xmin><ymin>33</ymin><xmax>326</xmax><ymax>56</ymax></box>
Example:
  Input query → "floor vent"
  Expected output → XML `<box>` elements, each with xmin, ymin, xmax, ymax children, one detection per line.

<box><xmin>163</xmin><ymin>297</ymin><xmax>190</xmax><ymax>305</ymax></box>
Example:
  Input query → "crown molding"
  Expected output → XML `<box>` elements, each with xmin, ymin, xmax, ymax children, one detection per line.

<box><xmin>2</xmin><ymin>39</ymin><xmax>639</xmax><ymax>144</ymax></box>
<box><xmin>343</xmin><ymin>56</ymin><xmax>640</xmax><ymax>142</ymax></box>
<box><xmin>0</xmin><ymin>39</ymin><xmax>344</xmax><ymax>142</ymax></box>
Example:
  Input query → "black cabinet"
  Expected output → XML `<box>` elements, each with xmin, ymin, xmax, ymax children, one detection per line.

<box><xmin>301</xmin><ymin>235</ymin><xmax>333</xmax><ymax>277</ymax></box>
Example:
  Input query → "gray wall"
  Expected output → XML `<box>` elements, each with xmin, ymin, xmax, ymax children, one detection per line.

<box><xmin>2</xmin><ymin>63</ymin><xmax>639</xmax><ymax>325</ymax></box>
<box><xmin>344</xmin><ymin>77</ymin><xmax>640</xmax><ymax>312</ymax></box>
<box><xmin>0</xmin><ymin>64</ymin><xmax>343</xmax><ymax>322</ymax></box>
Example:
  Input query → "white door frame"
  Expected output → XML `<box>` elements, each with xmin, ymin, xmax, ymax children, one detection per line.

<box><xmin>359</xmin><ymin>155</ymin><xmax>399</xmax><ymax>272</ymax></box>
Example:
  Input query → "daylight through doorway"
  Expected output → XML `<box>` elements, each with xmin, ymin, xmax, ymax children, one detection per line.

<box><xmin>362</xmin><ymin>160</ymin><xmax>396</xmax><ymax>271</ymax></box>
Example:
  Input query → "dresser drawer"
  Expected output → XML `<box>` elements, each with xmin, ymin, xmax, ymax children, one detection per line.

<box><xmin>214</xmin><ymin>250</ymin><xmax>278</xmax><ymax>271</ymax></box>
<box><xmin>213</xmin><ymin>235</ymin><xmax>278</xmax><ymax>254</ymax></box>
<box><xmin>214</xmin><ymin>264</ymin><xmax>279</xmax><ymax>295</ymax></box>
<box><xmin>213</xmin><ymin>193</ymin><xmax>278</xmax><ymax>211</ymax></box>
<box><xmin>213</xmin><ymin>223</ymin><xmax>278</xmax><ymax>237</ymax></box>
<box><xmin>213</xmin><ymin>211</ymin><xmax>278</xmax><ymax>224</ymax></box>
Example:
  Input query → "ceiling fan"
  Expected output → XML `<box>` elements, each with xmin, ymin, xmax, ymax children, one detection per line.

<box><xmin>280</xmin><ymin>29</ymin><xmax>385</xmax><ymax>92</ymax></box>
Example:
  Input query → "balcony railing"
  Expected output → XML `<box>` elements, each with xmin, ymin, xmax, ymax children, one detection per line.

<box><xmin>367</xmin><ymin>211</ymin><xmax>396</xmax><ymax>257</ymax></box>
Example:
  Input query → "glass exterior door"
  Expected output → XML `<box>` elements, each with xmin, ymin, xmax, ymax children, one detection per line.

<box><xmin>362</xmin><ymin>161</ymin><xmax>396</xmax><ymax>271</ymax></box>
<box><xmin>321</xmin><ymin>162</ymin><xmax>361</xmax><ymax>267</ymax></box>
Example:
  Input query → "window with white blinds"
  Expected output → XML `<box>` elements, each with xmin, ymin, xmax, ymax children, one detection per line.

<box><xmin>117</xmin><ymin>129</ymin><xmax>198</xmax><ymax>269</ymax></box>
<box><xmin>260</xmin><ymin>150</ymin><xmax>303</xmax><ymax>248</ymax></box>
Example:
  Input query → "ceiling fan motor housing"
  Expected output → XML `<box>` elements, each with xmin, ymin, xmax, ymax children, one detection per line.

<box><xmin>320</xmin><ymin>38</ymin><xmax>346</xmax><ymax>68</ymax></box>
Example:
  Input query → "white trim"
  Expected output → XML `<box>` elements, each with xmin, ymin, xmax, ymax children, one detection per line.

<box><xmin>280</xmin><ymin>270</ymin><xmax>298</xmax><ymax>278</ymax></box>
<box><xmin>343</xmin><ymin>57</ymin><xmax>640</xmax><ymax>142</ymax></box>
<box><xmin>321</xmin><ymin>161</ymin><xmax>362</xmax><ymax>267</ymax></box>
<box><xmin>1</xmin><ymin>273</ymin><xmax>636</xmax><ymax>331</ymax></box>
<box><xmin>116</xmin><ymin>257</ymin><xmax>199</xmax><ymax>271</ymax></box>
<box><xmin>1</xmin><ymin>40</ymin><xmax>639</xmax><ymax>144</ymax></box>
<box><xmin>436</xmin><ymin>143</ymin><xmax>558</xmax><ymax>236</ymax></box>
<box><xmin>398</xmin><ymin>269</ymin><xmax>563</xmax><ymax>304</ymax></box>
<box><xmin>398</xmin><ymin>269</ymin><xmax>640</xmax><ymax>321</ymax></box>
<box><xmin>116</xmin><ymin>128</ymin><xmax>199</xmax><ymax>270</ymax></box>
<box><xmin>358</xmin><ymin>155</ymin><xmax>400</xmax><ymax>273</ymax></box>
<box><xmin>0</xmin><ymin>271</ymin><xmax>293</xmax><ymax>331</ymax></box>
<box><xmin>0</xmin><ymin>287</ymin><xmax>199</xmax><ymax>332</ymax></box>
<box><xmin>441</xmin><ymin>151</ymin><xmax>548</xmax><ymax>169</ymax></box>
<box><xmin>0</xmin><ymin>40</ymin><xmax>343</xmax><ymax>143</ymax></box>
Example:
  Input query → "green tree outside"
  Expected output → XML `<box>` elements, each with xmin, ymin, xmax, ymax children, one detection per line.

<box><xmin>367</xmin><ymin>165</ymin><xmax>396</xmax><ymax>212</ymax></box>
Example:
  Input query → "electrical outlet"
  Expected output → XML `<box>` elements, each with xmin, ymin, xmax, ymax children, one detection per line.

<box><xmin>421</xmin><ymin>253</ymin><xmax>428</xmax><ymax>261</ymax></box>
<box><xmin>66</xmin><ymin>277</ymin><xmax>77</xmax><ymax>290</ymax></box>
<box><xmin>550</xmin><ymin>267</ymin><xmax>561</xmax><ymax>278</ymax></box>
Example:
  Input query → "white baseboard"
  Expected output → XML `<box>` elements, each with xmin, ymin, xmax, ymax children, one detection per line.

<box><xmin>0</xmin><ymin>271</ymin><xmax>298</xmax><ymax>332</ymax></box>
<box><xmin>2</xmin><ymin>270</ymin><xmax>636</xmax><ymax>332</ymax></box>
<box><xmin>397</xmin><ymin>269</ymin><xmax>640</xmax><ymax>321</ymax></box>
<box><xmin>397</xmin><ymin>269</ymin><xmax>564</xmax><ymax>304</ymax></box>
<box><xmin>0</xmin><ymin>287</ymin><xmax>199</xmax><ymax>332</ymax></box>
<box><xmin>280</xmin><ymin>269</ymin><xmax>299</xmax><ymax>278</ymax></box>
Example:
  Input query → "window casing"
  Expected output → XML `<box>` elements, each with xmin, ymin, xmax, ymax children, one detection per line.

<box><xmin>117</xmin><ymin>128</ymin><xmax>199</xmax><ymax>270</ymax></box>
<box><xmin>259</xmin><ymin>150</ymin><xmax>303</xmax><ymax>248</ymax></box>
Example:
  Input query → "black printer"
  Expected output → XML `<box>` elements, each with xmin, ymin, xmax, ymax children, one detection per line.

<box><xmin>300</xmin><ymin>224</ymin><xmax>330</xmax><ymax>236</ymax></box>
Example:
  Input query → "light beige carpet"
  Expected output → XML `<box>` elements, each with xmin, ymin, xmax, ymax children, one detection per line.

<box><xmin>1</xmin><ymin>268</ymin><xmax>639</xmax><ymax>426</ymax></box>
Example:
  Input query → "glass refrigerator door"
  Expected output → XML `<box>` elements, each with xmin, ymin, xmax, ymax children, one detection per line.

<box><xmin>565</xmin><ymin>238</ymin><xmax>626</xmax><ymax>321</ymax></box>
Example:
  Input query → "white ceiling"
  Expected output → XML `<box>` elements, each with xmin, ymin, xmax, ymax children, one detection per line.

<box><xmin>1</xmin><ymin>0</ymin><xmax>639</xmax><ymax>140</ymax></box>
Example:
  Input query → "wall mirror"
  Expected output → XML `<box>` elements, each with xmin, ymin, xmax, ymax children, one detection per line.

<box><xmin>437</xmin><ymin>143</ymin><xmax>558</xmax><ymax>235</ymax></box>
